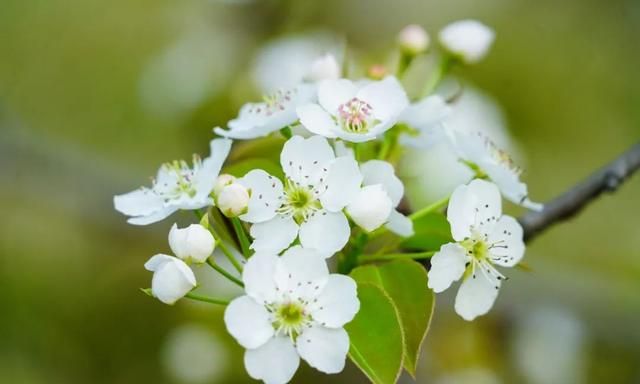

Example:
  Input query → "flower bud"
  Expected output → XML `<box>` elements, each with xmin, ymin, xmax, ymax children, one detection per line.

<box><xmin>144</xmin><ymin>254</ymin><xmax>196</xmax><ymax>305</ymax></box>
<box><xmin>213</xmin><ymin>174</ymin><xmax>236</xmax><ymax>196</ymax></box>
<box><xmin>438</xmin><ymin>20</ymin><xmax>495</xmax><ymax>64</ymax></box>
<box><xmin>307</xmin><ymin>53</ymin><xmax>341</xmax><ymax>82</ymax></box>
<box><xmin>346</xmin><ymin>184</ymin><xmax>392</xmax><ymax>232</ymax></box>
<box><xmin>398</xmin><ymin>24</ymin><xmax>430</xmax><ymax>55</ymax></box>
<box><xmin>217</xmin><ymin>183</ymin><xmax>250</xmax><ymax>218</ymax></box>
<box><xmin>367</xmin><ymin>64</ymin><xmax>388</xmax><ymax>80</ymax></box>
<box><xmin>169</xmin><ymin>223</ymin><xmax>215</xmax><ymax>264</ymax></box>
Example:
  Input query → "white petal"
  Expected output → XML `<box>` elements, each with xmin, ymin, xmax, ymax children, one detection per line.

<box><xmin>168</xmin><ymin>223</ymin><xmax>189</xmax><ymax>259</ymax></box>
<box><xmin>250</xmin><ymin>216</ymin><xmax>299</xmax><ymax>254</ymax></box>
<box><xmin>297</xmin><ymin>326</ymin><xmax>350</xmax><ymax>374</ymax></box>
<box><xmin>333</xmin><ymin>129</ymin><xmax>379</xmax><ymax>143</ymax></box>
<box><xmin>194</xmin><ymin>138</ymin><xmax>232</xmax><ymax>201</ymax></box>
<box><xmin>144</xmin><ymin>254</ymin><xmax>174</xmax><ymax>272</ymax></box>
<box><xmin>454</xmin><ymin>272</ymin><xmax>501</xmax><ymax>321</ymax></box>
<box><xmin>318</xmin><ymin>78</ymin><xmax>357</xmax><ymax>115</ymax></box>
<box><xmin>385</xmin><ymin>209</ymin><xmax>414</xmax><ymax>237</ymax></box>
<box><xmin>401</xmin><ymin>95</ymin><xmax>450</xmax><ymax>129</ymax></box>
<box><xmin>447</xmin><ymin>179</ymin><xmax>501</xmax><ymax>241</ymax></box>
<box><xmin>346</xmin><ymin>185</ymin><xmax>392</xmax><ymax>232</ymax></box>
<box><xmin>357</xmin><ymin>76</ymin><xmax>409</xmax><ymax>121</ymax></box>
<box><xmin>239</xmin><ymin>170</ymin><xmax>283</xmax><ymax>223</ymax></box>
<box><xmin>275</xmin><ymin>246</ymin><xmax>329</xmax><ymax>300</ymax></box>
<box><xmin>308</xmin><ymin>275</ymin><xmax>360</xmax><ymax>328</ymax></box>
<box><xmin>299</xmin><ymin>211</ymin><xmax>350</xmax><ymax>257</ymax></box>
<box><xmin>427</xmin><ymin>243</ymin><xmax>468</xmax><ymax>293</ymax></box>
<box><xmin>320</xmin><ymin>156</ymin><xmax>363</xmax><ymax>211</ymax></box>
<box><xmin>297</xmin><ymin>104</ymin><xmax>339</xmax><ymax>138</ymax></box>
<box><xmin>280</xmin><ymin>135</ymin><xmax>335</xmax><ymax>185</ymax></box>
<box><xmin>360</xmin><ymin>160</ymin><xmax>404</xmax><ymax>206</ymax></box>
<box><xmin>486</xmin><ymin>215</ymin><xmax>525</xmax><ymax>267</ymax></box>
<box><xmin>482</xmin><ymin>161</ymin><xmax>543</xmax><ymax>211</ymax></box>
<box><xmin>242</xmin><ymin>252</ymin><xmax>279</xmax><ymax>304</ymax></box>
<box><xmin>127</xmin><ymin>206</ymin><xmax>177</xmax><ymax>226</ymax></box>
<box><xmin>244</xmin><ymin>336</ymin><xmax>300</xmax><ymax>384</ymax></box>
<box><xmin>224</xmin><ymin>296</ymin><xmax>274</xmax><ymax>349</ymax></box>
<box><xmin>114</xmin><ymin>188</ymin><xmax>164</xmax><ymax>217</ymax></box>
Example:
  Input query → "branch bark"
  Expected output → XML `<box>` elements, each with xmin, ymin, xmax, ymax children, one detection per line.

<box><xmin>519</xmin><ymin>142</ymin><xmax>640</xmax><ymax>242</ymax></box>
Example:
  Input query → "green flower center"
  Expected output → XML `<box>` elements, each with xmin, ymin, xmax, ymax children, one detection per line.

<box><xmin>272</xmin><ymin>301</ymin><xmax>311</xmax><ymax>340</ymax></box>
<box><xmin>336</xmin><ymin>98</ymin><xmax>379</xmax><ymax>134</ymax></box>
<box><xmin>277</xmin><ymin>182</ymin><xmax>322</xmax><ymax>223</ymax></box>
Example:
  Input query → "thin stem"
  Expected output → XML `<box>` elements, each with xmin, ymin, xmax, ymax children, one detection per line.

<box><xmin>231</xmin><ymin>217</ymin><xmax>252</xmax><ymax>258</ymax></box>
<box><xmin>421</xmin><ymin>55</ymin><xmax>453</xmax><ymax>98</ymax></box>
<box><xmin>206</xmin><ymin>223</ymin><xmax>244</xmax><ymax>273</ymax></box>
<box><xmin>409</xmin><ymin>196</ymin><xmax>449</xmax><ymax>221</ymax></box>
<box><xmin>206</xmin><ymin>258</ymin><xmax>244</xmax><ymax>287</ymax></box>
<box><xmin>360</xmin><ymin>251</ymin><xmax>435</xmax><ymax>263</ymax></box>
<box><xmin>184</xmin><ymin>292</ymin><xmax>230</xmax><ymax>306</ymax></box>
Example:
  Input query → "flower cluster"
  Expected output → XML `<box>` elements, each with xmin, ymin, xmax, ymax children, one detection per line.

<box><xmin>114</xmin><ymin>19</ymin><xmax>542</xmax><ymax>384</ymax></box>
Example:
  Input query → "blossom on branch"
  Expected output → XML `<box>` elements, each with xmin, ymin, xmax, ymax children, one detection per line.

<box><xmin>224</xmin><ymin>246</ymin><xmax>359</xmax><ymax>384</ymax></box>
<box><xmin>428</xmin><ymin>179</ymin><xmax>525</xmax><ymax>320</ymax></box>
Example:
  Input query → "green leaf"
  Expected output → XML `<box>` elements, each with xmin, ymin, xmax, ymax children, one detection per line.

<box><xmin>345</xmin><ymin>283</ymin><xmax>404</xmax><ymax>384</ymax></box>
<box><xmin>402</xmin><ymin>211</ymin><xmax>452</xmax><ymax>251</ymax></box>
<box><xmin>351</xmin><ymin>260</ymin><xmax>435</xmax><ymax>377</ymax></box>
<box><xmin>222</xmin><ymin>158</ymin><xmax>283</xmax><ymax>180</ymax></box>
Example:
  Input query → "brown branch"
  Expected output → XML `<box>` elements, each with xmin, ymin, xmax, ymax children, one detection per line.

<box><xmin>519</xmin><ymin>142</ymin><xmax>640</xmax><ymax>242</ymax></box>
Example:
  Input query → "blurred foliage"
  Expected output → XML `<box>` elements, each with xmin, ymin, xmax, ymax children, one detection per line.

<box><xmin>1</xmin><ymin>0</ymin><xmax>639</xmax><ymax>383</ymax></box>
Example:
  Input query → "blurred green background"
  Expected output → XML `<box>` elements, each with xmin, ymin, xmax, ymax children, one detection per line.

<box><xmin>1</xmin><ymin>0</ymin><xmax>639</xmax><ymax>383</ymax></box>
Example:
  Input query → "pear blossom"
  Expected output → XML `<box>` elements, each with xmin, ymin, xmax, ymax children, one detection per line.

<box><xmin>224</xmin><ymin>246</ymin><xmax>359</xmax><ymax>384</ymax></box>
<box><xmin>427</xmin><ymin>179</ymin><xmax>525</xmax><ymax>320</ymax></box>
<box><xmin>236</xmin><ymin>135</ymin><xmax>362</xmax><ymax>256</ymax></box>
<box><xmin>168</xmin><ymin>223</ymin><xmax>215</xmax><ymax>264</ymax></box>
<box><xmin>399</xmin><ymin>94</ymin><xmax>451</xmax><ymax>148</ymax></box>
<box><xmin>217</xmin><ymin>183</ymin><xmax>251</xmax><ymax>217</ymax></box>
<box><xmin>297</xmin><ymin>77</ymin><xmax>409</xmax><ymax>143</ymax></box>
<box><xmin>306</xmin><ymin>53</ymin><xmax>341</xmax><ymax>82</ymax></box>
<box><xmin>398</xmin><ymin>24</ymin><xmax>430</xmax><ymax>55</ymax></box>
<box><xmin>114</xmin><ymin>139</ymin><xmax>232</xmax><ymax>225</ymax></box>
<box><xmin>214</xmin><ymin>85</ymin><xmax>316</xmax><ymax>140</ymax></box>
<box><xmin>452</xmin><ymin>130</ymin><xmax>542</xmax><ymax>210</ymax></box>
<box><xmin>439</xmin><ymin>20</ymin><xmax>495</xmax><ymax>64</ymax></box>
<box><xmin>145</xmin><ymin>254</ymin><xmax>197</xmax><ymax>305</ymax></box>
<box><xmin>347</xmin><ymin>160</ymin><xmax>414</xmax><ymax>236</ymax></box>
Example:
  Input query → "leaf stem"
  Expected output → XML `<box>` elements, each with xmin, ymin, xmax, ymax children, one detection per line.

<box><xmin>231</xmin><ymin>217</ymin><xmax>252</xmax><ymax>258</ymax></box>
<box><xmin>409</xmin><ymin>196</ymin><xmax>449</xmax><ymax>221</ymax></box>
<box><xmin>421</xmin><ymin>55</ymin><xmax>453</xmax><ymax>98</ymax></box>
<box><xmin>206</xmin><ymin>257</ymin><xmax>244</xmax><ymax>287</ymax></box>
<box><xmin>185</xmin><ymin>292</ymin><xmax>230</xmax><ymax>306</ymax></box>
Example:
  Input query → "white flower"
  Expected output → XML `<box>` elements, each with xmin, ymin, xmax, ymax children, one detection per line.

<box><xmin>399</xmin><ymin>94</ymin><xmax>451</xmax><ymax>148</ymax></box>
<box><xmin>224</xmin><ymin>246</ymin><xmax>359</xmax><ymax>384</ymax></box>
<box><xmin>217</xmin><ymin>183</ymin><xmax>251</xmax><ymax>217</ymax></box>
<box><xmin>168</xmin><ymin>223</ymin><xmax>215</xmax><ymax>264</ymax></box>
<box><xmin>145</xmin><ymin>254</ymin><xmax>197</xmax><ymax>305</ymax></box>
<box><xmin>297</xmin><ymin>77</ymin><xmax>409</xmax><ymax>143</ymax></box>
<box><xmin>398</xmin><ymin>24</ymin><xmax>430</xmax><ymax>55</ymax></box>
<box><xmin>452</xmin><ymin>130</ymin><xmax>542</xmax><ymax>211</ymax></box>
<box><xmin>438</xmin><ymin>20</ymin><xmax>495</xmax><ymax>64</ymax></box>
<box><xmin>214</xmin><ymin>84</ymin><xmax>316</xmax><ymax>140</ymax></box>
<box><xmin>347</xmin><ymin>160</ymin><xmax>414</xmax><ymax>236</ymax></box>
<box><xmin>427</xmin><ymin>179</ymin><xmax>525</xmax><ymax>320</ymax></box>
<box><xmin>306</xmin><ymin>53</ymin><xmax>341</xmax><ymax>82</ymax></box>
<box><xmin>237</xmin><ymin>135</ymin><xmax>362</xmax><ymax>256</ymax></box>
<box><xmin>114</xmin><ymin>139</ymin><xmax>232</xmax><ymax>225</ymax></box>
